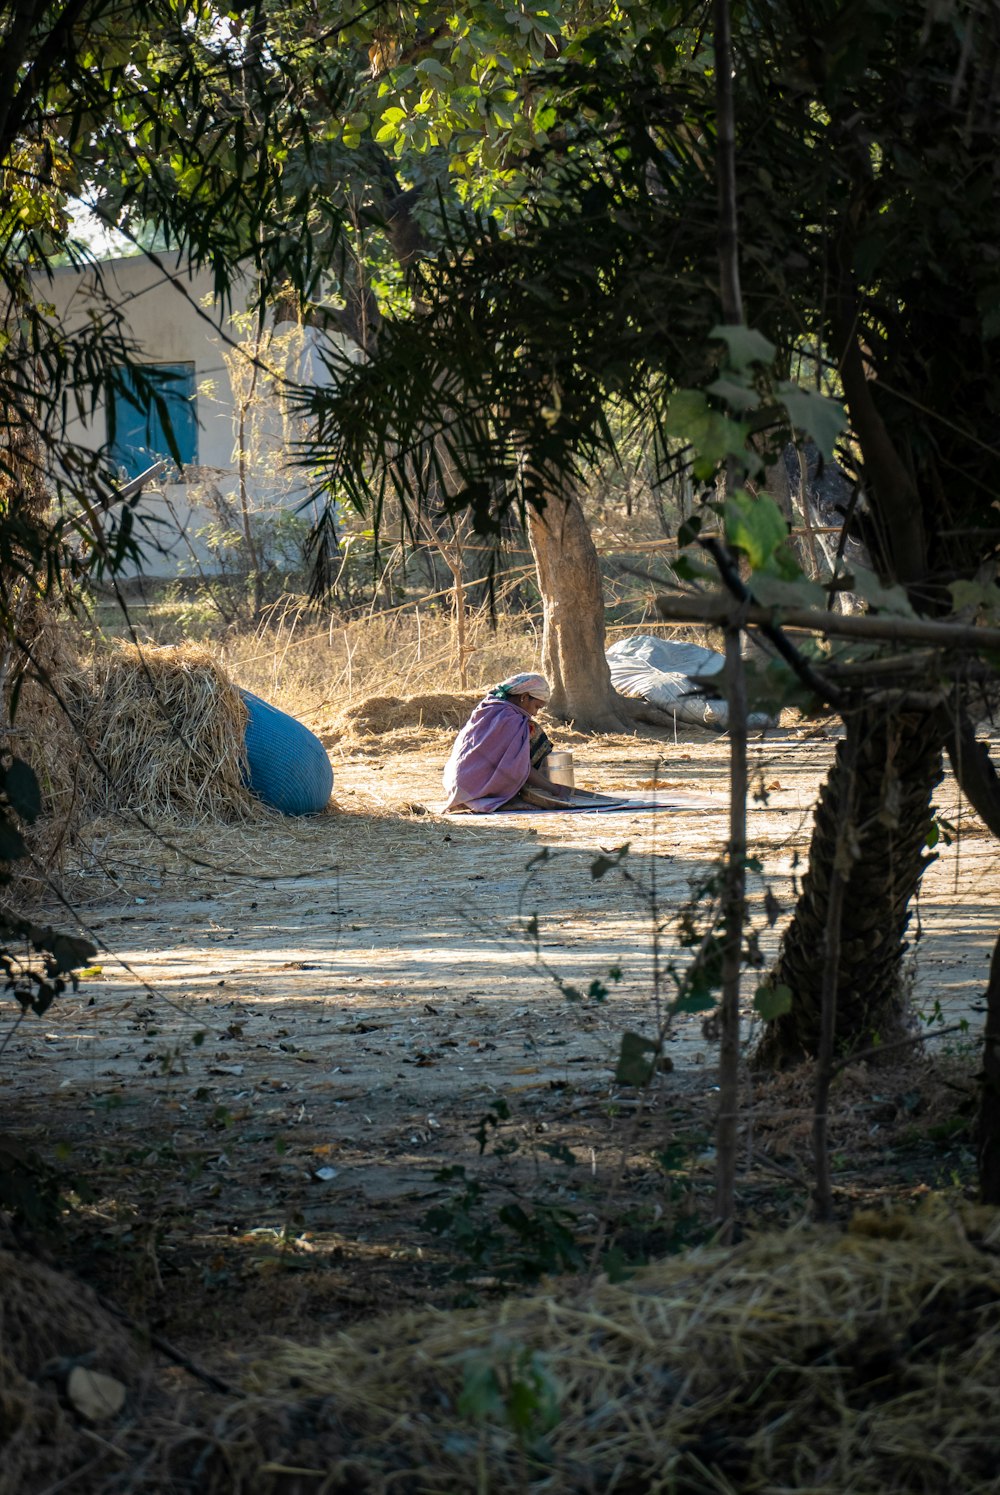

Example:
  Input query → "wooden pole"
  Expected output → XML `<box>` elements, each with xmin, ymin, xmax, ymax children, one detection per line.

<box><xmin>711</xmin><ymin>0</ymin><xmax>746</xmax><ymax>1241</ymax></box>
<box><xmin>715</xmin><ymin>618</ymin><xmax>747</xmax><ymax>1240</ymax></box>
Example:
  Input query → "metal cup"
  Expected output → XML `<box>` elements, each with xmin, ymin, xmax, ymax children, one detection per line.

<box><xmin>547</xmin><ymin>750</ymin><xmax>575</xmax><ymax>790</ymax></box>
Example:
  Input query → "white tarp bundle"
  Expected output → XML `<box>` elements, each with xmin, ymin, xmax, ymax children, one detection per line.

<box><xmin>606</xmin><ymin>634</ymin><xmax>771</xmax><ymax>730</ymax></box>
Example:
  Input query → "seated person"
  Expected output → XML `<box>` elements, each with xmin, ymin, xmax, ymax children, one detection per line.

<box><xmin>443</xmin><ymin>672</ymin><xmax>569</xmax><ymax>812</ymax></box>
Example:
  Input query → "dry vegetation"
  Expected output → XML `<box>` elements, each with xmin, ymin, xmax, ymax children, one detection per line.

<box><xmin>1</xmin><ymin>602</ymin><xmax>998</xmax><ymax>1493</ymax></box>
<box><xmin>5</xmin><ymin>1201</ymin><xmax>1000</xmax><ymax>1493</ymax></box>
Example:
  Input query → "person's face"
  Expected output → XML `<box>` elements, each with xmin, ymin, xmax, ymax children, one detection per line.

<box><xmin>514</xmin><ymin>693</ymin><xmax>544</xmax><ymax>717</ymax></box>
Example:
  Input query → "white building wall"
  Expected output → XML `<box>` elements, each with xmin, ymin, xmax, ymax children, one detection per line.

<box><xmin>46</xmin><ymin>254</ymin><xmax>342</xmax><ymax>581</ymax></box>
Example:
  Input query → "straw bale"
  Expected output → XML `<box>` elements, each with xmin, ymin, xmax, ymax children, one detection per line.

<box><xmin>81</xmin><ymin>641</ymin><xmax>257</xmax><ymax>822</ymax></box>
<box><xmin>179</xmin><ymin>1203</ymin><xmax>1000</xmax><ymax>1493</ymax></box>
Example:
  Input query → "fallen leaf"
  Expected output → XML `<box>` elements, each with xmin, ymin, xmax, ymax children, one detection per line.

<box><xmin>68</xmin><ymin>1367</ymin><xmax>126</xmax><ymax>1423</ymax></box>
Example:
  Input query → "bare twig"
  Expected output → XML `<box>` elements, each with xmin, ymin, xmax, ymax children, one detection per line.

<box><xmin>699</xmin><ymin>536</ymin><xmax>847</xmax><ymax>708</ymax></box>
<box><xmin>95</xmin><ymin>1292</ymin><xmax>238</xmax><ymax>1398</ymax></box>
<box><xmin>830</xmin><ymin>1021</ymin><xmax>970</xmax><ymax>1076</ymax></box>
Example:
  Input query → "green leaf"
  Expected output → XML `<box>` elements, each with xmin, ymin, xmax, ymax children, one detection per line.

<box><xmin>725</xmin><ymin>492</ymin><xmax>788</xmax><ymax>569</ymax></box>
<box><xmin>778</xmin><ymin>386</ymin><xmax>846</xmax><ymax>458</ymax></box>
<box><xmin>751</xmin><ymin>573</ymin><xmax>826</xmax><ymax>609</ymax></box>
<box><xmin>982</xmin><ymin>305</ymin><xmax>1000</xmax><ymax>341</ymax></box>
<box><xmin>614</xmin><ymin>1031</ymin><xmax>658</xmax><ymax>1086</ymax></box>
<box><xmin>754</xmin><ymin>983</ymin><xmax>793</xmax><ymax>1021</ymax></box>
<box><xmin>849</xmin><ymin>565</ymin><xmax>916</xmax><ymax>618</ymax></box>
<box><xmin>677</xmin><ymin>515</ymin><xmax>702</xmax><ymax>547</ymax></box>
<box><xmin>48</xmin><ymin>932</ymin><xmax>98</xmax><ymax>975</ymax></box>
<box><xmin>705</xmin><ymin>376</ymin><xmax>760</xmax><ymax>412</ymax></box>
<box><xmin>415</xmin><ymin>58</ymin><xmax>453</xmax><ymax>83</ymax></box>
<box><xmin>949</xmin><ymin>579</ymin><xmax>987</xmax><ymax>610</ymax></box>
<box><xmin>666</xmin><ymin>389</ymin><xmax>751</xmax><ymax>478</ymax></box>
<box><xmin>0</xmin><ymin>819</ymin><xmax>28</xmax><ymax>861</ymax></box>
<box><xmin>710</xmin><ymin>323</ymin><xmax>776</xmax><ymax>370</ymax></box>
<box><xmin>667</xmin><ymin>387</ymin><xmax>709</xmax><ymax>429</ymax></box>
<box><xmin>949</xmin><ymin>579</ymin><xmax>1000</xmax><ymax>614</ymax></box>
<box><xmin>458</xmin><ymin>1360</ymin><xmax>504</xmax><ymax>1421</ymax></box>
<box><xmin>670</xmin><ymin>553</ymin><xmax>716</xmax><ymax>583</ymax></box>
<box><xmin>743</xmin><ymin>655</ymin><xmax>820</xmax><ymax>716</ymax></box>
<box><xmin>672</xmin><ymin>989</ymin><xmax>718</xmax><ymax>1015</ymax></box>
<box><xmin>539</xmin><ymin>1141</ymin><xmax>576</xmax><ymax>1165</ymax></box>
<box><xmin>4</xmin><ymin>759</ymin><xmax>41</xmax><ymax>823</ymax></box>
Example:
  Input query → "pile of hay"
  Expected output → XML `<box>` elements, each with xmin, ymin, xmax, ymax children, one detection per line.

<box><xmin>7</xmin><ymin>611</ymin><xmax>90</xmax><ymax>881</ymax></box>
<box><xmin>331</xmin><ymin>690</ymin><xmax>481</xmax><ymax>738</ymax></box>
<box><xmin>182</xmin><ymin>1204</ymin><xmax>1000</xmax><ymax>1493</ymax></box>
<box><xmin>0</xmin><ymin>1246</ymin><xmax>150</xmax><ymax>1495</ymax></box>
<box><xmin>81</xmin><ymin>642</ymin><xmax>257</xmax><ymax>821</ymax></box>
<box><xmin>318</xmin><ymin>690</ymin><xmax>481</xmax><ymax>757</ymax></box>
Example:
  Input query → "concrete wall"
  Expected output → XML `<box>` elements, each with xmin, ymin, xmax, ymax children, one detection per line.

<box><xmin>47</xmin><ymin>254</ymin><xmax>340</xmax><ymax>581</ymax></box>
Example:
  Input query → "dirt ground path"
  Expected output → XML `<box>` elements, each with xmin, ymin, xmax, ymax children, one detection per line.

<box><xmin>4</xmin><ymin>725</ymin><xmax>997</xmax><ymax>1351</ymax></box>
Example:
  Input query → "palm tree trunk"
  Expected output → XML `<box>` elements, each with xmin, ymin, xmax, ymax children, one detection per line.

<box><xmin>756</xmin><ymin>707</ymin><xmax>943</xmax><ymax>1067</ymax></box>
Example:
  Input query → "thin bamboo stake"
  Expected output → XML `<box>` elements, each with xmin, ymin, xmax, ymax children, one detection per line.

<box><xmin>715</xmin><ymin>617</ymin><xmax>747</xmax><ymax>1240</ymax></box>
<box><xmin>711</xmin><ymin>0</ymin><xmax>746</xmax><ymax>1243</ymax></box>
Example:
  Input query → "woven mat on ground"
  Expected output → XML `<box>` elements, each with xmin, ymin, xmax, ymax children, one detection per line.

<box><xmin>468</xmin><ymin>788</ymin><xmax>724</xmax><ymax>815</ymax></box>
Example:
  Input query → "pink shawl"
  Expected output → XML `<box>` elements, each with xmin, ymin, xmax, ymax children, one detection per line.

<box><xmin>442</xmin><ymin>697</ymin><xmax>532</xmax><ymax>812</ymax></box>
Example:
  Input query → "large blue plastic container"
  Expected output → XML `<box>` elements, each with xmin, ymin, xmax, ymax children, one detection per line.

<box><xmin>240</xmin><ymin>689</ymin><xmax>333</xmax><ymax>816</ymax></box>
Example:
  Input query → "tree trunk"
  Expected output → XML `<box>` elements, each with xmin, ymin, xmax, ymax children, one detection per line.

<box><xmin>756</xmin><ymin>708</ymin><xmax>943</xmax><ymax>1067</ymax></box>
<box><xmin>528</xmin><ymin>490</ymin><xmax>706</xmax><ymax>733</ymax></box>
<box><xmin>527</xmin><ymin>492</ymin><xmax>629</xmax><ymax>730</ymax></box>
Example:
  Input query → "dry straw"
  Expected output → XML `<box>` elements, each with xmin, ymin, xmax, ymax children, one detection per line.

<box><xmin>7</xmin><ymin>609</ymin><xmax>90</xmax><ymax>883</ymax></box>
<box><xmin>0</xmin><ymin>1246</ymin><xmax>149</xmax><ymax>1495</ymax></box>
<box><xmin>334</xmin><ymin>690</ymin><xmax>482</xmax><ymax>737</ymax></box>
<box><xmin>4</xmin><ymin>1203</ymin><xmax>1000</xmax><ymax>1492</ymax></box>
<box><xmin>81</xmin><ymin>641</ymin><xmax>257</xmax><ymax>822</ymax></box>
<box><xmin>187</xmin><ymin>1203</ymin><xmax>1000</xmax><ymax>1493</ymax></box>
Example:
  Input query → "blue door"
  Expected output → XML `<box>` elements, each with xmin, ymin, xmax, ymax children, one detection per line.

<box><xmin>108</xmin><ymin>362</ymin><xmax>199</xmax><ymax>479</ymax></box>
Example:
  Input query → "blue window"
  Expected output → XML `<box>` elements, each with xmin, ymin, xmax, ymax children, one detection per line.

<box><xmin>108</xmin><ymin>362</ymin><xmax>199</xmax><ymax>480</ymax></box>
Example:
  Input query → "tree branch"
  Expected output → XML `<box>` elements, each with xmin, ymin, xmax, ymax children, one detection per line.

<box><xmin>654</xmin><ymin>589</ymin><xmax>1000</xmax><ymax>651</ymax></box>
<box><xmin>699</xmin><ymin>537</ymin><xmax>846</xmax><ymax>708</ymax></box>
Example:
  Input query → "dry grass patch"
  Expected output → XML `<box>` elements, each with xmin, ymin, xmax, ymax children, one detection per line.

<box><xmin>81</xmin><ymin>1202</ymin><xmax>1000</xmax><ymax>1494</ymax></box>
<box><xmin>13</xmin><ymin>1205</ymin><xmax>1000</xmax><ymax>1493</ymax></box>
<box><xmin>224</xmin><ymin>610</ymin><xmax>540</xmax><ymax>727</ymax></box>
<box><xmin>213</xmin><ymin>1206</ymin><xmax>1000</xmax><ymax>1492</ymax></box>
